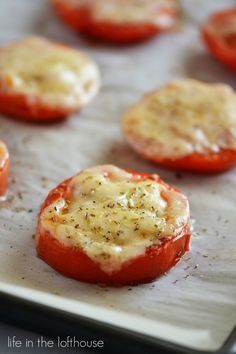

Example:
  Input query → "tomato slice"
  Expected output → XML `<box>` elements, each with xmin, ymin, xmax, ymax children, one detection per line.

<box><xmin>0</xmin><ymin>141</ymin><xmax>9</xmax><ymax>196</ymax></box>
<box><xmin>52</xmin><ymin>0</ymin><xmax>179</xmax><ymax>44</ymax></box>
<box><xmin>202</xmin><ymin>8</ymin><xmax>236</xmax><ymax>70</ymax></box>
<box><xmin>36</xmin><ymin>167</ymin><xmax>191</xmax><ymax>285</ymax></box>
<box><xmin>122</xmin><ymin>79</ymin><xmax>236</xmax><ymax>173</ymax></box>
<box><xmin>0</xmin><ymin>37</ymin><xmax>100</xmax><ymax>123</ymax></box>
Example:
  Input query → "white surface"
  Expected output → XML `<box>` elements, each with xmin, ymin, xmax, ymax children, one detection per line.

<box><xmin>0</xmin><ymin>0</ymin><xmax>236</xmax><ymax>352</ymax></box>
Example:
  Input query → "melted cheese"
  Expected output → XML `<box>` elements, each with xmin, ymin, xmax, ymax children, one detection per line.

<box><xmin>39</xmin><ymin>165</ymin><xmax>189</xmax><ymax>274</ymax></box>
<box><xmin>65</xmin><ymin>0</ymin><xmax>177</xmax><ymax>26</ymax></box>
<box><xmin>0</xmin><ymin>37</ymin><xmax>100</xmax><ymax>108</ymax></box>
<box><xmin>0</xmin><ymin>141</ymin><xmax>9</xmax><ymax>169</ymax></box>
<box><xmin>123</xmin><ymin>79</ymin><xmax>236</xmax><ymax>159</ymax></box>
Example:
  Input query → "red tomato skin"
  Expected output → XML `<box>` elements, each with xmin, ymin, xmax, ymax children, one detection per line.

<box><xmin>36</xmin><ymin>229</ymin><xmax>190</xmax><ymax>285</ymax></box>
<box><xmin>52</xmin><ymin>0</ymin><xmax>178</xmax><ymax>44</ymax></box>
<box><xmin>202</xmin><ymin>9</ymin><xmax>236</xmax><ymax>71</ymax></box>
<box><xmin>36</xmin><ymin>172</ymin><xmax>191</xmax><ymax>285</ymax></box>
<box><xmin>52</xmin><ymin>0</ymin><xmax>88</xmax><ymax>32</ymax></box>
<box><xmin>83</xmin><ymin>21</ymin><xmax>159</xmax><ymax>44</ymax></box>
<box><xmin>0</xmin><ymin>90</ymin><xmax>76</xmax><ymax>124</ymax></box>
<box><xmin>0</xmin><ymin>146</ymin><xmax>9</xmax><ymax>196</ymax></box>
<box><xmin>138</xmin><ymin>149</ymin><xmax>236</xmax><ymax>173</ymax></box>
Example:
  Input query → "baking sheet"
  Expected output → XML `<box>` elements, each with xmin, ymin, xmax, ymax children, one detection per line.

<box><xmin>0</xmin><ymin>0</ymin><xmax>236</xmax><ymax>351</ymax></box>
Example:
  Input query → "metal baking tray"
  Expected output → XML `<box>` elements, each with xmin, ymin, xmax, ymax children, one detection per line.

<box><xmin>0</xmin><ymin>0</ymin><xmax>235</xmax><ymax>353</ymax></box>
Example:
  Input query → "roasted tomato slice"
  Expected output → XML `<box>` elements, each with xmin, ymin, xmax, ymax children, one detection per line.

<box><xmin>0</xmin><ymin>37</ymin><xmax>100</xmax><ymax>123</ymax></box>
<box><xmin>122</xmin><ymin>79</ymin><xmax>236</xmax><ymax>173</ymax></box>
<box><xmin>202</xmin><ymin>8</ymin><xmax>236</xmax><ymax>70</ymax></box>
<box><xmin>0</xmin><ymin>141</ymin><xmax>9</xmax><ymax>197</ymax></box>
<box><xmin>36</xmin><ymin>165</ymin><xmax>191</xmax><ymax>285</ymax></box>
<box><xmin>52</xmin><ymin>0</ymin><xmax>179</xmax><ymax>44</ymax></box>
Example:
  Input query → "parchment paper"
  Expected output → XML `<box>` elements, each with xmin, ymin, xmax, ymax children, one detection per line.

<box><xmin>0</xmin><ymin>0</ymin><xmax>235</xmax><ymax>351</ymax></box>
